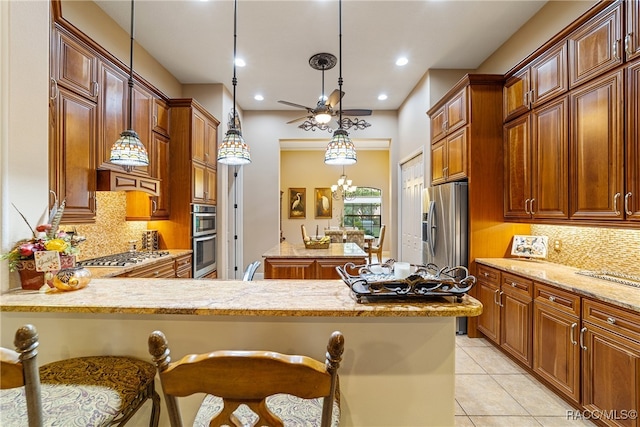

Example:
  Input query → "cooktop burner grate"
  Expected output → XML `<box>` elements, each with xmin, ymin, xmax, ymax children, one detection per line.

<box><xmin>78</xmin><ymin>251</ymin><xmax>171</xmax><ymax>267</ymax></box>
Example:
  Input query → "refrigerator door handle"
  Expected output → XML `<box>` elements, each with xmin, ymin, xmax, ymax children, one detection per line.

<box><xmin>427</xmin><ymin>200</ymin><xmax>436</xmax><ymax>258</ymax></box>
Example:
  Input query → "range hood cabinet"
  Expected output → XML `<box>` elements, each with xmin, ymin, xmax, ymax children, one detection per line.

<box><xmin>97</xmin><ymin>169</ymin><xmax>160</xmax><ymax>197</ymax></box>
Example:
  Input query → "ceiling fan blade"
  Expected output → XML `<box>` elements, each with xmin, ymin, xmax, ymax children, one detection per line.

<box><xmin>286</xmin><ymin>115</ymin><xmax>311</xmax><ymax>124</ymax></box>
<box><xmin>340</xmin><ymin>109</ymin><xmax>373</xmax><ymax>116</ymax></box>
<box><xmin>326</xmin><ymin>89</ymin><xmax>344</xmax><ymax>108</ymax></box>
<box><xmin>278</xmin><ymin>100</ymin><xmax>314</xmax><ymax>111</ymax></box>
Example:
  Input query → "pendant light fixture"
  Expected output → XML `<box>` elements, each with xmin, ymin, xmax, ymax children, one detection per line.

<box><xmin>110</xmin><ymin>0</ymin><xmax>149</xmax><ymax>172</ymax></box>
<box><xmin>325</xmin><ymin>0</ymin><xmax>357</xmax><ymax>166</ymax></box>
<box><xmin>217</xmin><ymin>0</ymin><xmax>251</xmax><ymax>165</ymax></box>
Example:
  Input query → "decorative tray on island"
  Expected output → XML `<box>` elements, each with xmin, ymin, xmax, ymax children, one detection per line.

<box><xmin>336</xmin><ymin>260</ymin><xmax>477</xmax><ymax>303</ymax></box>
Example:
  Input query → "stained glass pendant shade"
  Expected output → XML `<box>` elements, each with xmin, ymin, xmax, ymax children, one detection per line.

<box><xmin>109</xmin><ymin>0</ymin><xmax>149</xmax><ymax>172</ymax></box>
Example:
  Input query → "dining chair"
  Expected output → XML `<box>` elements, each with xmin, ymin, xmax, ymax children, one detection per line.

<box><xmin>242</xmin><ymin>260</ymin><xmax>261</xmax><ymax>281</ymax></box>
<box><xmin>148</xmin><ymin>329</ymin><xmax>345</xmax><ymax>427</ymax></box>
<box><xmin>0</xmin><ymin>324</ymin><xmax>160</xmax><ymax>427</ymax></box>
<box><xmin>345</xmin><ymin>230</ymin><xmax>365</xmax><ymax>249</ymax></box>
<box><xmin>301</xmin><ymin>224</ymin><xmax>310</xmax><ymax>242</ymax></box>
<box><xmin>366</xmin><ymin>224</ymin><xmax>386</xmax><ymax>264</ymax></box>
<box><xmin>324</xmin><ymin>229</ymin><xmax>344</xmax><ymax>243</ymax></box>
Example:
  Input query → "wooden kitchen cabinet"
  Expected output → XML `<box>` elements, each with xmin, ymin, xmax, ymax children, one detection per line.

<box><xmin>50</xmin><ymin>86</ymin><xmax>97</xmax><ymax>223</ymax></box>
<box><xmin>581</xmin><ymin>299</ymin><xmax>640</xmax><ymax>427</ymax></box>
<box><xmin>192</xmin><ymin>163</ymin><xmax>217</xmax><ymax>205</ymax></box>
<box><xmin>429</xmin><ymin>86</ymin><xmax>467</xmax><ymax>143</ymax></box>
<box><xmin>475</xmin><ymin>265</ymin><xmax>533</xmax><ymax>367</ymax></box>
<box><xmin>628</xmin><ymin>0</ymin><xmax>640</xmax><ymax>61</ymax></box>
<box><xmin>174</xmin><ymin>254</ymin><xmax>192</xmax><ymax>278</ymax></box>
<box><xmin>504</xmin><ymin>96</ymin><xmax>568</xmax><ymax>220</ymax></box>
<box><xmin>500</xmin><ymin>272</ymin><xmax>533</xmax><ymax>367</ymax></box>
<box><xmin>568</xmin><ymin>0</ymin><xmax>623</xmax><ymax>89</ymax></box>
<box><xmin>96</xmin><ymin>60</ymin><xmax>127</xmax><ymax>171</ymax></box>
<box><xmin>153</xmin><ymin>99</ymin><xmax>219</xmax><ymax>251</ymax></box>
<box><xmin>430</xmin><ymin>128</ymin><xmax>467</xmax><ymax>185</ymax></box>
<box><xmin>504</xmin><ymin>42</ymin><xmax>568</xmax><ymax>122</ymax></box>
<box><xmin>53</xmin><ymin>28</ymin><xmax>98</xmax><ymax>101</ymax></box>
<box><xmin>153</xmin><ymin>98</ymin><xmax>170</xmax><ymax>137</ymax></box>
<box><xmin>126</xmin><ymin>132</ymin><xmax>170</xmax><ymax>220</ymax></box>
<box><xmin>427</xmin><ymin>75</ymin><xmax>503</xmax><ymax>185</ymax></box>
<box><xmin>476</xmin><ymin>264</ymin><xmax>501</xmax><ymax>343</ymax></box>
<box><xmin>533</xmin><ymin>282</ymin><xmax>581</xmax><ymax>405</ymax></box>
<box><xmin>264</xmin><ymin>258</ymin><xmax>316</xmax><ymax>280</ymax></box>
<box><xmin>117</xmin><ymin>258</ymin><xmax>175</xmax><ymax>278</ymax></box>
<box><xmin>626</xmin><ymin>60</ymin><xmax>640</xmax><ymax>220</ymax></box>
<box><xmin>169</xmin><ymin>99</ymin><xmax>219</xmax><ymax>206</ymax></box>
<box><xmin>570</xmin><ymin>69</ymin><xmax>624</xmax><ymax>220</ymax></box>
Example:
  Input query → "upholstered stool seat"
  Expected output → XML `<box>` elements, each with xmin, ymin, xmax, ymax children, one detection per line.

<box><xmin>194</xmin><ymin>394</ymin><xmax>340</xmax><ymax>427</ymax></box>
<box><xmin>38</xmin><ymin>356</ymin><xmax>160</xmax><ymax>426</ymax></box>
<box><xmin>1</xmin><ymin>324</ymin><xmax>160</xmax><ymax>427</ymax></box>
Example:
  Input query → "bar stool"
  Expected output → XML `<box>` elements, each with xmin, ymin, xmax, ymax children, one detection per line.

<box><xmin>1</xmin><ymin>324</ymin><xmax>160</xmax><ymax>427</ymax></box>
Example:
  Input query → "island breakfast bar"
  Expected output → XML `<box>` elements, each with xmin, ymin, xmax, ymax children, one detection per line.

<box><xmin>262</xmin><ymin>241</ymin><xmax>367</xmax><ymax>279</ymax></box>
<box><xmin>1</xmin><ymin>278</ymin><xmax>482</xmax><ymax>426</ymax></box>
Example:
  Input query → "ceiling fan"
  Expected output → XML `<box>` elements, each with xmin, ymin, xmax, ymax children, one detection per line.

<box><xmin>278</xmin><ymin>53</ymin><xmax>372</xmax><ymax>126</ymax></box>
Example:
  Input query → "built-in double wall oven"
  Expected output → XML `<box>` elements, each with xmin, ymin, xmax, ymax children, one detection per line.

<box><xmin>192</xmin><ymin>204</ymin><xmax>216</xmax><ymax>278</ymax></box>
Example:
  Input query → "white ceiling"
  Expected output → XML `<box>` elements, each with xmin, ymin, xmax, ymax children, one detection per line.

<box><xmin>93</xmin><ymin>0</ymin><xmax>547</xmax><ymax>115</ymax></box>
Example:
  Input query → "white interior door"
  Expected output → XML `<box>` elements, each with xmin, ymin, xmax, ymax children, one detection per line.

<box><xmin>399</xmin><ymin>153</ymin><xmax>424</xmax><ymax>264</ymax></box>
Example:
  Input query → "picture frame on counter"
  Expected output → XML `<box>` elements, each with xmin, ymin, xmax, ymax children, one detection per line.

<box><xmin>314</xmin><ymin>188</ymin><xmax>332</xmax><ymax>219</ymax></box>
<box><xmin>288</xmin><ymin>187</ymin><xmax>306</xmax><ymax>219</ymax></box>
<box><xmin>511</xmin><ymin>235</ymin><xmax>548</xmax><ymax>259</ymax></box>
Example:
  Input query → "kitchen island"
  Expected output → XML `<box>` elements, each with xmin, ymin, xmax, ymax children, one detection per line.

<box><xmin>1</xmin><ymin>278</ymin><xmax>482</xmax><ymax>426</ymax></box>
<box><xmin>262</xmin><ymin>241</ymin><xmax>367</xmax><ymax>279</ymax></box>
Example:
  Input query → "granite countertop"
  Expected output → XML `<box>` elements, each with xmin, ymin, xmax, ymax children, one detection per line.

<box><xmin>84</xmin><ymin>249</ymin><xmax>192</xmax><ymax>278</ymax></box>
<box><xmin>0</xmin><ymin>278</ymin><xmax>482</xmax><ymax>318</ymax></box>
<box><xmin>476</xmin><ymin>258</ymin><xmax>640</xmax><ymax>314</ymax></box>
<box><xmin>263</xmin><ymin>241</ymin><xmax>366</xmax><ymax>258</ymax></box>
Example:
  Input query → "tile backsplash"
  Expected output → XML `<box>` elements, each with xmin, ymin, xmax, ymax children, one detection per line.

<box><xmin>531</xmin><ymin>224</ymin><xmax>640</xmax><ymax>276</ymax></box>
<box><xmin>62</xmin><ymin>192</ymin><xmax>148</xmax><ymax>260</ymax></box>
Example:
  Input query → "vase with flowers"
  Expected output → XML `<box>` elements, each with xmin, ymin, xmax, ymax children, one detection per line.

<box><xmin>2</xmin><ymin>198</ymin><xmax>85</xmax><ymax>290</ymax></box>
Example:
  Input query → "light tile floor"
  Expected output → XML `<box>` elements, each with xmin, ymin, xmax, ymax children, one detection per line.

<box><xmin>455</xmin><ymin>334</ymin><xmax>596</xmax><ymax>427</ymax></box>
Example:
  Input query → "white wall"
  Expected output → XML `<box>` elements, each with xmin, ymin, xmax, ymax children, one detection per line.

<box><xmin>1</xmin><ymin>0</ymin><xmax>50</xmax><ymax>292</ymax></box>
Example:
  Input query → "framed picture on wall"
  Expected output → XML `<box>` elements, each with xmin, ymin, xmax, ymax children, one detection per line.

<box><xmin>314</xmin><ymin>188</ymin><xmax>332</xmax><ymax>219</ymax></box>
<box><xmin>288</xmin><ymin>188</ymin><xmax>306</xmax><ymax>219</ymax></box>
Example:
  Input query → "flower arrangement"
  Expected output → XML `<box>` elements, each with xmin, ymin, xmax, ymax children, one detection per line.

<box><xmin>2</xmin><ymin>199</ymin><xmax>85</xmax><ymax>272</ymax></box>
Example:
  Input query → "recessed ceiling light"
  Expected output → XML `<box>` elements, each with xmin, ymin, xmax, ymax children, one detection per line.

<box><xmin>234</xmin><ymin>58</ymin><xmax>246</xmax><ymax>67</ymax></box>
<box><xmin>395</xmin><ymin>57</ymin><xmax>408</xmax><ymax>66</ymax></box>
<box><xmin>378</xmin><ymin>94</ymin><xmax>388</xmax><ymax>101</ymax></box>
<box><xmin>254</xmin><ymin>94</ymin><xmax>264</xmax><ymax>101</ymax></box>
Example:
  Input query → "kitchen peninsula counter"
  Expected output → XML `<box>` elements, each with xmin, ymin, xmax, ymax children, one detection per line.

<box><xmin>262</xmin><ymin>241</ymin><xmax>367</xmax><ymax>279</ymax></box>
<box><xmin>1</xmin><ymin>278</ymin><xmax>481</xmax><ymax>426</ymax></box>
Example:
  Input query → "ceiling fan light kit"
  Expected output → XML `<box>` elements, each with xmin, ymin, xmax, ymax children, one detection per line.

<box><xmin>218</xmin><ymin>0</ymin><xmax>251</xmax><ymax>165</ymax></box>
<box><xmin>110</xmin><ymin>0</ymin><xmax>149</xmax><ymax>172</ymax></box>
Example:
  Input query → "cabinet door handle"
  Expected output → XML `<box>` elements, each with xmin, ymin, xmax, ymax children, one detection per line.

<box><xmin>570</xmin><ymin>322</ymin><xmax>578</xmax><ymax>345</ymax></box>
<box><xmin>613</xmin><ymin>192</ymin><xmax>621</xmax><ymax>215</ymax></box>
<box><xmin>498</xmin><ymin>291</ymin><xmax>504</xmax><ymax>307</ymax></box>
<box><xmin>50</xmin><ymin>78</ymin><xmax>59</xmax><ymax>100</ymax></box>
<box><xmin>613</xmin><ymin>39</ymin><xmax>620</xmax><ymax>61</ymax></box>
<box><xmin>606</xmin><ymin>317</ymin><xmax>616</xmax><ymax>325</ymax></box>
<box><xmin>530</xmin><ymin>198</ymin><xmax>535</xmax><ymax>215</ymax></box>
<box><xmin>549</xmin><ymin>295</ymin><xmax>556</xmax><ymax>302</ymax></box>
<box><xmin>524</xmin><ymin>198</ymin><xmax>530</xmax><ymax>215</ymax></box>
<box><xmin>511</xmin><ymin>282</ymin><xmax>517</xmax><ymax>287</ymax></box>
<box><xmin>528</xmin><ymin>90</ymin><xmax>534</xmax><ymax>108</ymax></box>
<box><xmin>625</xmin><ymin>192</ymin><xmax>632</xmax><ymax>216</ymax></box>
<box><xmin>523</xmin><ymin>90</ymin><xmax>528</xmax><ymax>108</ymax></box>
<box><xmin>579</xmin><ymin>326</ymin><xmax>587</xmax><ymax>351</ymax></box>
<box><xmin>92</xmin><ymin>81</ymin><xmax>99</xmax><ymax>97</ymax></box>
<box><xmin>152</xmin><ymin>199</ymin><xmax>157</xmax><ymax>214</ymax></box>
<box><xmin>625</xmin><ymin>34</ymin><xmax>632</xmax><ymax>57</ymax></box>
<box><xmin>494</xmin><ymin>288</ymin><xmax>500</xmax><ymax>305</ymax></box>
<box><xmin>483</xmin><ymin>272</ymin><xmax>490</xmax><ymax>277</ymax></box>
<box><xmin>443</xmin><ymin>166</ymin><xmax>448</xmax><ymax>178</ymax></box>
<box><xmin>443</xmin><ymin>120</ymin><xmax>448</xmax><ymax>132</ymax></box>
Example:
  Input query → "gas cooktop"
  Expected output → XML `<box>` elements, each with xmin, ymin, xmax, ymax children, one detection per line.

<box><xmin>77</xmin><ymin>251</ymin><xmax>171</xmax><ymax>267</ymax></box>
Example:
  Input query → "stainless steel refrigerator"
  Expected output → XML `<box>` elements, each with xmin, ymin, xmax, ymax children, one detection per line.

<box><xmin>422</xmin><ymin>182</ymin><xmax>469</xmax><ymax>334</ymax></box>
